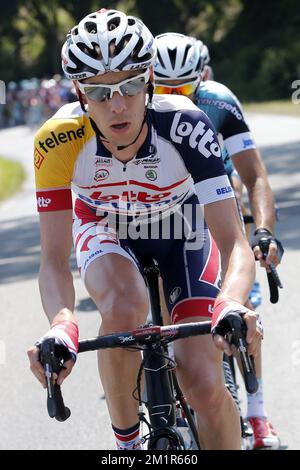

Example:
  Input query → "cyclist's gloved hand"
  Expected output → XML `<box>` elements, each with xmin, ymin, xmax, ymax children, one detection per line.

<box><xmin>211</xmin><ymin>298</ymin><xmax>263</xmax><ymax>357</ymax></box>
<box><xmin>33</xmin><ymin>320</ymin><xmax>79</xmax><ymax>386</ymax></box>
<box><xmin>250</xmin><ymin>228</ymin><xmax>284</xmax><ymax>270</ymax></box>
<box><xmin>36</xmin><ymin>320</ymin><xmax>79</xmax><ymax>363</ymax></box>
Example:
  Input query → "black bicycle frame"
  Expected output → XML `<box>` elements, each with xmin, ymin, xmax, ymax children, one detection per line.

<box><xmin>142</xmin><ymin>259</ymin><xmax>201</xmax><ymax>449</ymax></box>
<box><xmin>142</xmin><ymin>259</ymin><xmax>176</xmax><ymax>429</ymax></box>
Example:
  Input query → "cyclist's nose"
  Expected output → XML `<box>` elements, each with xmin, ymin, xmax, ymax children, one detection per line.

<box><xmin>110</xmin><ymin>91</ymin><xmax>127</xmax><ymax>114</ymax></box>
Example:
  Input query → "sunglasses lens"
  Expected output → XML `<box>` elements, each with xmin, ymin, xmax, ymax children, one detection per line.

<box><xmin>154</xmin><ymin>85</ymin><xmax>170</xmax><ymax>94</ymax></box>
<box><xmin>155</xmin><ymin>82</ymin><xmax>197</xmax><ymax>96</ymax></box>
<box><xmin>120</xmin><ymin>76</ymin><xmax>146</xmax><ymax>96</ymax></box>
<box><xmin>178</xmin><ymin>84</ymin><xmax>194</xmax><ymax>95</ymax></box>
<box><xmin>84</xmin><ymin>86</ymin><xmax>110</xmax><ymax>102</ymax></box>
<box><xmin>81</xmin><ymin>70</ymin><xmax>149</xmax><ymax>101</ymax></box>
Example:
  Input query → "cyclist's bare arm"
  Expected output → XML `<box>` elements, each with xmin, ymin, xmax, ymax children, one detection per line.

<box><xmin>38</xmin><ymin>210</ymin><xmax>75</xmax><ymax>317</ymax></box>
<box><xmin>27</xmin><ymin>209</ymin><xmax>77</xmax><ymax>387</ymax></box>
<box><xmin>230</xmin><ymin>173</ymin><xmax>251</xmax><ymax>239</ymax></box>
<box><xmin>232</xmin><ymin>148</ymin><xmax>278</xmax><ymax>267</ymax></box>
<box><xmin>204</xmin><ymin>198</ymin><xmax>261</xmax><ymax>356</ymax></box>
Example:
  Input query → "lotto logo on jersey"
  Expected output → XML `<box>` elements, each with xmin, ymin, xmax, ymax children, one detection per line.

<box><xmin>37</xmin><ymin>196</ymin><xmax>52</xmax><ymax>208</ymax></box>
<box><xmin>170</xmin><ymin>112</ymin><xmax>221</xmax><ymax>159</ymax></box>
<box><xmin>34</xmin><ymin>148</ymin><xmax>45</xmax><ymax>169</ymax></box>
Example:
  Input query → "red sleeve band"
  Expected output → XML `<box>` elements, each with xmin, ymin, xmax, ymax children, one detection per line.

<box><xmin>36</xmin><ymin>189</ymin><xmax>73</xmax><ymax>212</ymax></box>
<box><xmin>51</xmin><ymin>320</ymin><xmax>79</xmax><ymax>354</ymax></box>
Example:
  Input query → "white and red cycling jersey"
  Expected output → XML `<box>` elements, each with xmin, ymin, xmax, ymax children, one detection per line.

<box><xmin>34</xmin><ymin>94</ymin><xmax>234</xmax><ymax>217</ymax></box>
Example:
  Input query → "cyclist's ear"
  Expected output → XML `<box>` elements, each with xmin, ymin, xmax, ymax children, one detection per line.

<box><xmin>149</xmin><ymin>65</ymin><xmax>155</xmax><ymax>84</ymax></box>
<box><xmin>73</xmin><ymin>80</ymin><xmax>87</xmax><ymax>104</ymax></box>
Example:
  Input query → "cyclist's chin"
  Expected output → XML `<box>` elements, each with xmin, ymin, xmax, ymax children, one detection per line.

<box><xmin>107</xmin><ymin>126</ymin><xmax>138</xmax><ymax>147</ymax></box>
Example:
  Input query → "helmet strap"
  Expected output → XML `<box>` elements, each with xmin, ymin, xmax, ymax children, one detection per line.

<box><xmin>147</xmin><ymin>81</ymin><xmax>154</xmax><ymax>109</ymax></box>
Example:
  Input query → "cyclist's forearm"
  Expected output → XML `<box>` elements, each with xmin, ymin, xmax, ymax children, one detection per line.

<box><xmin>233</xmin><ymin>148</ymin><xmax>276</xmax><ymax>232</ymax></box>
<box><xmin>219</xmin><ymin>243</ymin><xmax>255</xmax><ymax>304</ymax></box>
<box><xmin>39</xmin><ymin>262</ymin><xmax>75</xmax><ymax>324</ymax></box>
<box><xmin>246</xmin><ymin>177</ymin><xmax>275</xmax><ymax>232</ymax></box>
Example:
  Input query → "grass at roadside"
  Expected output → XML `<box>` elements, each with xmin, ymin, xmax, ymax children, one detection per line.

<box><xmin>242</xmin><ymin>100</ymin><xmax>300</xmax><ymax>117</ymax></box>
<box><xmin>0</xmin><ymin>156</ymin><xmax>26</xmax><ymax>202</ymax></box>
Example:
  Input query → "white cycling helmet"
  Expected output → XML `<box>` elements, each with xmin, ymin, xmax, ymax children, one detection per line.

<box><xmin>62</xmin><ymin>8</ymin><xmax>156</xmax><ymax>79</ymax></box>
<box><xmin>201</xmin><ymin>43</ymin><xmax>210</xmax><ymax>65</ymax></box>
<box><xmin>154</xmin><ymin>33</ymin><xmax>203</xmax><ymax>81</ymax></box>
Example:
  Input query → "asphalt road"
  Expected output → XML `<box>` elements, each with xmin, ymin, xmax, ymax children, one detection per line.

<box><xmin>0</xmin><ymin>113</ymin><xmax>299</xmax><ymax>450</ymax></box>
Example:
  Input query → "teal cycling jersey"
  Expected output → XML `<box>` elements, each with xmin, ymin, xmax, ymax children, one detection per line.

<box><xmin>194</xmin><ymin>80</ymin><xmax>256</xmax><ymax>175</ymax></box>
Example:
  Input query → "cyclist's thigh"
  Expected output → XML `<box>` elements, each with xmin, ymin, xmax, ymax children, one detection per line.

<box><xmin>73</xmin><ymin>217</ymin><xmax>148</xmax><ymax>314</ymax></box>
<box><xmin>158</xmin><ymin>222</ymin><xmax>223</xmax><ymax>383</ymax></box>
<box><xmin>159</xmin><ymin>225</ymin><xmax>220</xmax><ymax>324</ymax></box>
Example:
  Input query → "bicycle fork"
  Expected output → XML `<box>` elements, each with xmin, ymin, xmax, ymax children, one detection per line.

<box><xmin>143</xmin><ymin>345</ymin><xmax>176</xmax><ymax>429</ymax></box>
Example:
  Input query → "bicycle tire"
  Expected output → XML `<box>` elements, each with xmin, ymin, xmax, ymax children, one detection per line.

<box><xmin>151</xmin><ymin>437</ymin><xmax>179</xmax><ymax>450</ymax></box>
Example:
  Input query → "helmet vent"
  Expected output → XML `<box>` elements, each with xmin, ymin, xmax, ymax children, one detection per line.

<box><xmin>67</xmin><ymin>49</ymin><xmax>99</xmax><ymax>75</ymax></box>
<box><xmin>156</xmin><ymin>49</ymin><xmax>165</xmax><ymax>69</ymax></box>
<box><xmin>181</xmin><ymin>45</ymin><xmax>191</xmax><ymax>68</ymax></box>
<box><xmin>77</xmin><ymin>42</ymin><xmax>103</xmax><ymax>60</ymax></box>
<box><xmin>85</xmin><ymin>22</ymin><xmax>97</xmax><ymax>34</ymax></box>
<box><xmin>167</xmin><ymin>47</ymin><xmax>177</xmax><ymax>69</ymax></box>
<box><xmin>108</xmin><ymin>17</ymin><xmax>120</xmax><ymax>31</ymax></box>
<box><xmin>131</xmin><ymin>37</ymin><xmax>143</xmax><ymax>58</ymax></box>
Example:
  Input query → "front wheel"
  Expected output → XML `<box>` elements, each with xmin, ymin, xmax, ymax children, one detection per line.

<box><xmin>151</xmin><ymin>436</ymin><xmax>180</xmax><ymax>450</ymax></box>
<box><xmin>148</xmin><ymin>428</ymin><xmax>185</xmax><ymax>450</ymax></box>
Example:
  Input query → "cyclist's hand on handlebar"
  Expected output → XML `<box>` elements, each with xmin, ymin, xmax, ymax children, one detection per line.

<box><xmin>251</xmin><ymin>228</ymin><xmax>284</xmax><ymax>270</ymax></box>
<box><xmin>241</xmin><ymin>310</ymin><xmax>263</xmax><ymax>357</ymax></box>
<box><xmin>27</xmin><ymin>345</ymin><xmax>48</xmax><ymax>388</ymax></box>
<box><xmin>211</xmin><ymin>299</ymin><xmax>263</xmax><ymax>357</ymax></box>
<box><xmin>28</xmin><ymin>320</ymin><xmax>78</xmax><ymax>387</ymax></box>
<box><xmin>27</xmin><ymin>343</ymin><xmax>76</xmax><ymax>387</ymax></box>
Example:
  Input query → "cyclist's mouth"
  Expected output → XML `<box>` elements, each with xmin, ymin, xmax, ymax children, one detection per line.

<box><xmin>110</xmin><ymin>122</ymin><xmax>130</xmax><ymax>133</ymax></box>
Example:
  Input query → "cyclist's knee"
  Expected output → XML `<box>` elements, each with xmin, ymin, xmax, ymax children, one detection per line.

<box><xmin>178</xmin><ymin>366</ymin><xmax>227</xmax><ymax>416</ymax></box>
<box><xmin>97</xmin><ymin>289</ymin><xmax>149</xmax><ymax>332</ymax></box>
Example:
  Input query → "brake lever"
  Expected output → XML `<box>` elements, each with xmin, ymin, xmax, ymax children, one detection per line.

<box><xmin>259</xmin><ymin>237</ymin><xmax>283</xmax><ymax>303</ymax></box>
<box><xmin>40</xmin><ymin>338</ymin><xmax>71</xmax><ymax>422</ymax></box>
<box><xmin>226</xmin><ymin>314</ymin><xmax>258</xmax><ymax>394</ymax></box>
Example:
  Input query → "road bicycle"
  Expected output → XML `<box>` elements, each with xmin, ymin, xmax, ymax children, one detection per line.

<box><xmin>40</xmin><ymin>257</ymin><xmax>258</xmax><ymax>450</ymax></box>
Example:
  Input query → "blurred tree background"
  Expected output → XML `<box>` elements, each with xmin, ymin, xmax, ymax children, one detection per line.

<box><xmin>0</xmin><ymin>0</ymin><xmax>299</xmax><ymax>101</ymax></box>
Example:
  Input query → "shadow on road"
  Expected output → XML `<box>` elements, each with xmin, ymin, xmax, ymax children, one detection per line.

<box><xmin>76</xmin><ymin>297</ymin><xmax>97</xmax><ymax>312</ymax></box>
<box><xmin>0</xmin><ymin>215</ymin><xmax>77</xmax><ymax>284</ymax></box>
<box><xmin>260</xmin><ymin>142</ymin><xmax>300</xmax><ymax>251</ymax></box>
<box><xmin>261</xmin><ymin>141</ymin><xmax>300</xmax><ymax>176</ymax></box>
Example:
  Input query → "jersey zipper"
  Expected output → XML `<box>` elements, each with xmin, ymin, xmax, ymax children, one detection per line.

<box><xmin>123</xmin><ymin>162</ymin><xmax>132</xmax><ymax>210</ymax></box>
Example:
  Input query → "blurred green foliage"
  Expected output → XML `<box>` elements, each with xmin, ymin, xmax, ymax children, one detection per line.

<box><xmin>0</xmin><ymin>0</ymin><xmax>299</xmax><ymax>101</ymax></box>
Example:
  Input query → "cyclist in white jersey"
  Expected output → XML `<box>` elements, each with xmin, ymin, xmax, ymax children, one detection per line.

<box><xmin>27</xmin><ymin>9</ymin><xmax>262</xmax><ymax>450</ymax></box>
<box><xmin>154</xmin><ymin>32</ymin><xmax>282</xmax><ymax>449</ymax></box>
